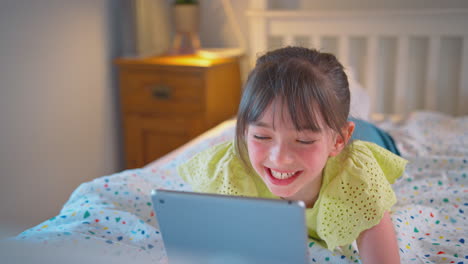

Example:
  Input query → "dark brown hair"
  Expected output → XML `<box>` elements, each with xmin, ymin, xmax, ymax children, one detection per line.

<box><xmin>235</xmin><ymin>46</ymin><xmax>350</xmax><ymax>162</ymax></box>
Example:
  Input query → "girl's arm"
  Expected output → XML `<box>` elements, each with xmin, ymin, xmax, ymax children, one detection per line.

<box><xmin>357</xmin><ymin>211</ymin><xmax>401</xmax><ymax>264</ymax></box>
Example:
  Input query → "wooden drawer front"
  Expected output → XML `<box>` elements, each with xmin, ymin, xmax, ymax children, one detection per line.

<box><xmin>121</xmin><ymin>70</ymin><xmax>204</xmax><ymax>114</ymax></box>
<box><xmin>123</xmin><ymin>115</ymin><xmax>202</xmax><ymax>168</ymax></box>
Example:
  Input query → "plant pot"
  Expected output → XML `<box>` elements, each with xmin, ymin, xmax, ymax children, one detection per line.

<box><xmin>174</xmin><ymin>4</ymin><xmax>199</xmax><ymax>33</ymax></box>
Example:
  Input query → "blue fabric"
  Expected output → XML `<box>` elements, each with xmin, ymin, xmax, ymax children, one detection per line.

<box><xmin>349</xmin><ymin>118</ymin><xmax>400</xmax><ymax>156</ymax></box>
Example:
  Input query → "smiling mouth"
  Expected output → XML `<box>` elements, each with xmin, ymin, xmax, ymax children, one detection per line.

<box><xmin>270</xmin><ymin>169</ymin><xmax>297</xmax><ymax>180</ymax></box>
<box><xmin>266</xmin><ymin>168</ymin><xmax>302</xmax><ymax>185</ymax></box>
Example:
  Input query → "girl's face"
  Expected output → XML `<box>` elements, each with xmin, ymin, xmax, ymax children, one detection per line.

<box><xmin>246</xmin><ymin>101</ymin><xmax>344</xmax><ymax>206</ymax></box>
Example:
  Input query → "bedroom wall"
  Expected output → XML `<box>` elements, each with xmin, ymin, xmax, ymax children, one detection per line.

<box><xmin>0</xmin><ymin>0</ymin><xmax>124</xmax><ymax>236</ymax></box>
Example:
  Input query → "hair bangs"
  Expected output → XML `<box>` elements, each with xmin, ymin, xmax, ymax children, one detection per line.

<box><xmin>279</xmin><ymin>60</ymin><xmax>326</xmax><ymax>132</ymax></box>
<box><xmin>243</xmin><ymin>65</ymin><xmax>278</xmax><ymax>125</ymax></box>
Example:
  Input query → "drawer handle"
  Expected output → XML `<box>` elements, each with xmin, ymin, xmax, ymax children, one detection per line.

<box><xmin>149</xmin><ymin>85</ymin><xmax>172</xmax><ymax>100</ymax></box>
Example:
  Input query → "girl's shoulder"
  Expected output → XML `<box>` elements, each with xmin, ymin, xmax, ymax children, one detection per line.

<box><xmin>326</xmin><ymin>140</ymin><xmax>408</xmax><ymax>185</ymax></box>
<box><xmin>177</xmin><ymin>141</ymin><xmax>266</xmax><ymax>197</ymax></box>
<box><xmin>314</xmin><ymin>140</ymin><xmax>408</xmax><ymax>250</ymax></box>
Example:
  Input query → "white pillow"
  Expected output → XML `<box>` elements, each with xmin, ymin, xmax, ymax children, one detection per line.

<box><xmin>345</xmin><ymin>66</ymin><xmax>371</xmax><ymax>121</ymax></box>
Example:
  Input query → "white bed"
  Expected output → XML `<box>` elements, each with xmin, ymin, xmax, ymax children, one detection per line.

<box><xmin>6</xmin><ymin>5</ymin><xmax>468</xmax><ymax>264</ymax></box>
<box><xmin>9</xmin><ymin>113</ymin><xmax>468</xmax><ymax>263</ymax></box>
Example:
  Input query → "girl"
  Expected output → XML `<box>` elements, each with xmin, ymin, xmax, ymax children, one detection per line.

<box><xmin>178</xmin><ymin>47</ymin><xmax>407</xmax><ymax>263</ymax></box>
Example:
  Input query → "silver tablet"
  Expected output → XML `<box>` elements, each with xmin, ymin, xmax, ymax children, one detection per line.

<box><xmin>152</xmin><ymin>189</ymin><xmax>308</xmax><ymax>264</ymax></box>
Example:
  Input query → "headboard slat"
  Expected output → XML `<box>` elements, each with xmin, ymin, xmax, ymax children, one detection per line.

<box><xmin>365</xmin><ymin>36</ymin><xmax>379</xmax><ymax>114</ymax></box>
<box><xmin>311</xmin><ymin>36</ymin><xmax>321</xmax><ymax>50</ymax></box>
<box><xmin>248</xmin><ymin>15</ymin><xmax>267</xmax><ymax>67</ymax></box>
<box><xmin>338</xmin><ymin>36</ymin><xmax>350</xmax><ymax>67</ymax></box>
<box><xmin>395</xmin><ymin>36</ymin><xmax>410</xmax><ymax>115</ymax></box>
<box><xmin>458</xmin><ymin>37</ymin><xmax>468</xmax><ymax>115</ymax></box>
<box><xmin>424</xmin><ymin>37</ymin><xmax>441</xmax><ymax>112</ymax></box>
<box><xmin>284</xmin><ymin>35</ymin><xmax>294</xmax><ymax>46</ymax></box>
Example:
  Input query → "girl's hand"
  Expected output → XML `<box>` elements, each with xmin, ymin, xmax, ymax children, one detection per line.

<box><xmin>357</xmin><ymin>211</ymin><xmax>401</xmax><ymax>264</ymax></box>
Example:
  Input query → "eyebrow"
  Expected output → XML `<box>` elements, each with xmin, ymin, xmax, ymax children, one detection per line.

<box><xmin>250</xmin><ymin>121</ymin><xmax>322</xmax><ymax>133</ymax></box>
<box><xmin>251</xmin><ymin>121</ymin><xmax>271</xmax><ymax>128</ymax></box>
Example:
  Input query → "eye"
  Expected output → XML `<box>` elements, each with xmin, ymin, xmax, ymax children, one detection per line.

<box><xmin>296</xmin><ymin>139</ymin><xmax>316</xmax><ymax>145</ymax></box>
<box><xmin>253</xmin><ymin>135</ymin><xmax>270</xmax><ymax>140</ymax></box>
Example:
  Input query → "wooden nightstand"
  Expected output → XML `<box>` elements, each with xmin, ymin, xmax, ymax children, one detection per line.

<box><xmin>116</xmin><ymin>55</ymin><xmax>241</xmax><ymax>169</ymax></box>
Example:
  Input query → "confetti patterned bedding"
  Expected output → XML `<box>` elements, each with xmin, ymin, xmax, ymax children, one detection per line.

<box><xmin>12</xmin><ymin>111</ymin><xmax>468</xmax><ymax>263</ymax></box>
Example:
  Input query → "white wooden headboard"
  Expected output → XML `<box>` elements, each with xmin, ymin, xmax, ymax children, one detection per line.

<box><xmin>246</xmin><ymin>5</ymin><xmax>468</xmax><ymax>116</ymax></box>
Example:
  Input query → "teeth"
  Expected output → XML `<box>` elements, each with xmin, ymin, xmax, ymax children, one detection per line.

<box><xmin>270</xmin><ymin>170</ymin><xmax>296</xmax><ymax>180</ymax></box>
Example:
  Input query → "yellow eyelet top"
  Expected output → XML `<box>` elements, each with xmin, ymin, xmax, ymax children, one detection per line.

<box><xmin>177</xmin><ymin>140</ymin><xmax>407</xmax><ymax>250</ymax></box>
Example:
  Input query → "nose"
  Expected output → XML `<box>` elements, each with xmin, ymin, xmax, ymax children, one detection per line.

<box><xmin>269</xmin><ymin>142</ymin><xmax>294</xmax><ymax>165</ymax></box>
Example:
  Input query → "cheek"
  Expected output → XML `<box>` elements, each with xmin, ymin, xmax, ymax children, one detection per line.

<box><xmin>247</xmin><ymin>140</ymin><xmax>267</xmax><ymax>165</ymax></box>
<box><xmin>296</xmin><ymin>145</ymin><xmax>329</xmax><ymax>165</ymax></box>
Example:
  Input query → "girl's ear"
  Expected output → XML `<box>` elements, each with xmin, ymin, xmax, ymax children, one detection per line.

<box><xmin>329</xmin><ymin>121</ymin><xmax>355</xmax><ymax>157</ymax></box>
